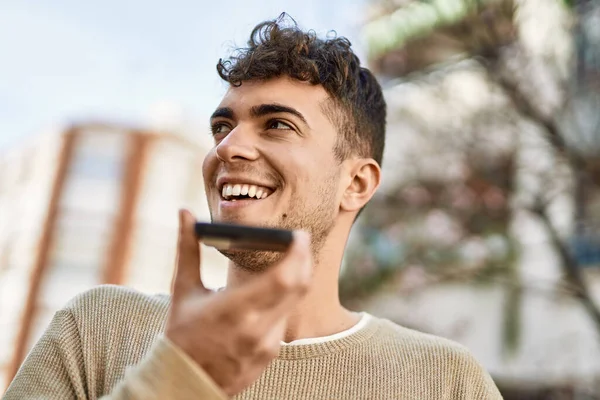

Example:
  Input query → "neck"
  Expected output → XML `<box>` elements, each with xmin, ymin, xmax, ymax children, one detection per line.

<box><xmin>226</xmin><ymin>221</ymin><xmax>359</xmax><ymax>342</ymax></box>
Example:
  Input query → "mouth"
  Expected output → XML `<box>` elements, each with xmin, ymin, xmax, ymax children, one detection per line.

<box><xmin>220</xmin><ymin>182</ymin><xmax>275</xmax><ymax>202</ymax></box>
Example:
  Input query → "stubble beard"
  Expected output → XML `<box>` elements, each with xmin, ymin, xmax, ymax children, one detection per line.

<box><xmin>212</xmin><ymin>176</ymin><xmax>339</xmax><ymax>273</ymax></box>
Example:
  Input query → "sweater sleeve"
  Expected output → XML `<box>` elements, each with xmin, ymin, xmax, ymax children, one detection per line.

<box><xmin>3</xmin><ymin>308</ymin><xmax>227</xmax><ymax>400</ymax></box>
<box><xmin>104</xmin><ymin>336</ymin><xmax>227</xmax><ymax>400</ymax></box>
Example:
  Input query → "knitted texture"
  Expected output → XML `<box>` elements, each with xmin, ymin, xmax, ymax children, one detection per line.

<box><xmin>4</xmin><ymin>285</ymin><xmax>502</xmax><ymax>399</ymax></box>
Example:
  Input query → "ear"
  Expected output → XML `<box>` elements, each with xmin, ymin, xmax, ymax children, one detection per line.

<box><xmin>340</xmin><ymin>158</ymin><xmax>381</xmax><ymax>213</ymax></box>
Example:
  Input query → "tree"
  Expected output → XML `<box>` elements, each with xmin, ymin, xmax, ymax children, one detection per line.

<box><xmin>341</xmin><ymin>0</ymin><xmax>600</xmax><ymax>395</ymax></box>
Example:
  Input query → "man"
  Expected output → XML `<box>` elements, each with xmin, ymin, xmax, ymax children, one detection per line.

<box><xmin>4</xmin><ymin>14</ymin><xmax>502</xmax><ymax>399</ymax></box>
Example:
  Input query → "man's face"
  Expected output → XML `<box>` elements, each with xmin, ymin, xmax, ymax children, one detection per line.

<box><xmin>202</xmin><ymin>76</ymin><xmax>343</xmax><ymax>270</ymax></box>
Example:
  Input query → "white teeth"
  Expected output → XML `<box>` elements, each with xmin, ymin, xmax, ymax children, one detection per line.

<box><xmin>221</xmin><ymin>183</ymin><xmax>272</xmax><ymax>200</ymax></box>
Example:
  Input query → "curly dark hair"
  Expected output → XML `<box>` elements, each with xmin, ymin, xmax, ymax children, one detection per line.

<box><xmin>216</xmin><ymin>13</ymin><xmax>386</xmax><ymax>166</ymax></box>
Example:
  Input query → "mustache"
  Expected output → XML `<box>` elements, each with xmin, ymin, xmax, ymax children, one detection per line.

<box><xmin>213</xmin><ymin>166</ymin><xmax>280</xmax><ymax>185</ymax></box>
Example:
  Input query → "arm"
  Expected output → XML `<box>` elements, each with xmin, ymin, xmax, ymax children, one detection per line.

<box><xmin>3</xmin><ymin>309</ymin><xmax>226</xmax><ymax>400</ymax></box>
<box><xmin>104</xmin><ymin>337</ymin><xmax>226</xmax><ymax>400</ymax></box>
<box><xmin>5</xmin><ymin>210</ymin><xmax>311</xmax><ymax>399</ymax></box>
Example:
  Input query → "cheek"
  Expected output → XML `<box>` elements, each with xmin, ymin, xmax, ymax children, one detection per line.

<box><xmin>286</xmin><ymin>156</ymin><xmax>313</xmax><ymax>186</ymax></box>
<box><xmin>294</xmin><ymin>164</ymin><xmax>328</xmax><ymax>194</ymax></box>
<box><xmin>201</xmin><ymin>149</ymin><xmax>218</xmax><ymax>189</ymax></box>
<box><xmin>272</xmin><ymin>147</ymin><xmax>335</xmax><ymax>193</ymax></box>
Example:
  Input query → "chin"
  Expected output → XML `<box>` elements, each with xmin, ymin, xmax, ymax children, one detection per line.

<box><xmin>220</xmin><ymin>248</ymin><xmax>284</xmax><ymax>272</ymax></box>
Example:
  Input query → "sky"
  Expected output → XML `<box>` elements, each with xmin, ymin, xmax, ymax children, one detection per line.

<box><xmin>0</xmin><ymin>0</ymin><xmax>367</xmax><ymax>151</ymax></box>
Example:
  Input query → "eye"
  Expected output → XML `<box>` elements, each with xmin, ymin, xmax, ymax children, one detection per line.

<box><xmin>210</xmin><ymin>123</ymin><xmax>232</xmax><ymax>136</ymax></box>
<box><xmin>267</xmin><ymin>120</ymin><xmax>293</xmax><ymax>131</ymax></box>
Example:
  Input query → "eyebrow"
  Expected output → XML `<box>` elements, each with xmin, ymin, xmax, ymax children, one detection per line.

<box><xmin>210</xmin><ymin>103</ymin><xmax>310</xmax><ymax>128</ymax></box>
<box><xmin>210</xmin><ymin>107</ymin><xmax>234</xmax><ymax>121</ymax></box>
<box><xmin>250</xmin><ymin>103</ymin><xmax>309</xmax><ymax>127</ymax></box>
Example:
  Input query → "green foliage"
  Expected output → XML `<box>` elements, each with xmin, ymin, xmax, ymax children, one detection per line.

<box><xmin>364</xmin><ymin>0</ymin><xmax>511</xmax><ymax>58</ymax></box>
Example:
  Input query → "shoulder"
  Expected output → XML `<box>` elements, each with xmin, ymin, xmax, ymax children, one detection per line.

<box><xmin>367</xmin><ymin>316</ymin><xmax>502</xmax><ymax>398</ymax></box>
<box><xmin>65</xmin><ymin>284</ymin><xmax>170</xmax><ymax>313</ymax></box>
<box><xmin>40</xmin><ymin>286</ymin><xmax>172</xmax><ymax>391</ymax></box>
<box><xmin>370</xmin><ymin>316</ymin><xmax>483</xmax><ymax>366</ymax></box>
<box><xmin>63</xmin><ymin>284</ymin><xmax>170</xmax><ymax>335</ymax></box>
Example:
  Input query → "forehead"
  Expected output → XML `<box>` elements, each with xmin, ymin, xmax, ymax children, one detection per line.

<box><xmin>217</xmin><ymin>76</ymin><xmax>330</xmax><ymax>117</ymax></box>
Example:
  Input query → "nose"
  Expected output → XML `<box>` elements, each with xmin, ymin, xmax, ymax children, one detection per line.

<box><xmin>215</xmin><ymin>125</ymin><xmax>260</xmax><ymax>163</ymax></box>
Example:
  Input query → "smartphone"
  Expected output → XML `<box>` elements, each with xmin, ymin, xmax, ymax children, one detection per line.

<box><xmin>194</xmin><ymin>222</ymin><xmax>293</xmax><ymax>252</ymax></box>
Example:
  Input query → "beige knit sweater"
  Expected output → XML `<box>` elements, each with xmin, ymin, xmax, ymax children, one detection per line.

<box><xmin>4</xmin><ymin>285</ymin><xmax>502</xmax><ymax>399</ymax></box>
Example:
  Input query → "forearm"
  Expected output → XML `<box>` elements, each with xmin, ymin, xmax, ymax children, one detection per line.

<box><xmin>103</xmin><ymin>337</ymin><xmax>227</xmax><ymax>400</ymax></box>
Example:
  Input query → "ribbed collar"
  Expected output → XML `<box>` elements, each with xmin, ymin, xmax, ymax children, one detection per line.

<box><xmin>276</xmin><ymin>317</ymin><xmax>382</xmax><ymax>360</ymax></box>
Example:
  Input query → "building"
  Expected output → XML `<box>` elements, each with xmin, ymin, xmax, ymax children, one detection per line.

<box><xmin>0</xmin><ymin>123</ymin><xmax>228</xmax><ymax>392</ymax></box>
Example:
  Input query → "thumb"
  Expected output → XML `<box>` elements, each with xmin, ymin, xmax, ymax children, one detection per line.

<box><xmin>171</xmin><ymin>209</ymin><xmax>206</xmax><ymax>300</ymax></box>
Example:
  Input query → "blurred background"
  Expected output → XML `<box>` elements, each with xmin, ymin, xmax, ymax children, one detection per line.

<box><xmin>1</xmin><ymin>0</ymin><xmax>600</xmax><ymax>398</ymax></box>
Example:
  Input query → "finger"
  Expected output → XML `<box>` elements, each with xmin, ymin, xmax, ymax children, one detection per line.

<box><xmin>171</xmin><ymin>209</ymin><xmax>206</xmax><ymax>299</ymax></box>
<box><xmin>237</xmin><ymin>230</ymin><xmax>312</xmax><ymax>311</ymax></box>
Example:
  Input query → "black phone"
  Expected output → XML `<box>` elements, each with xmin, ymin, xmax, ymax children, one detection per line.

<box><xmin>194</xmin><ymin>222</ymin><xmax>293</xmax><ymax>252</ymax></box>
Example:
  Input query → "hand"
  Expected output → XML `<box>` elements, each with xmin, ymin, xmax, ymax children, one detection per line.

<box><xmin>165</xmin><ymin>210</ymin><xmax>312</xmax><ymax>396</ymax></box>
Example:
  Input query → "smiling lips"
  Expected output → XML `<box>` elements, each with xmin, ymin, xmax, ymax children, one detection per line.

<box><xmin>221</xmin><ymin>183</ymin><xmax>273</xmax><ymax>201</ymax></box>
